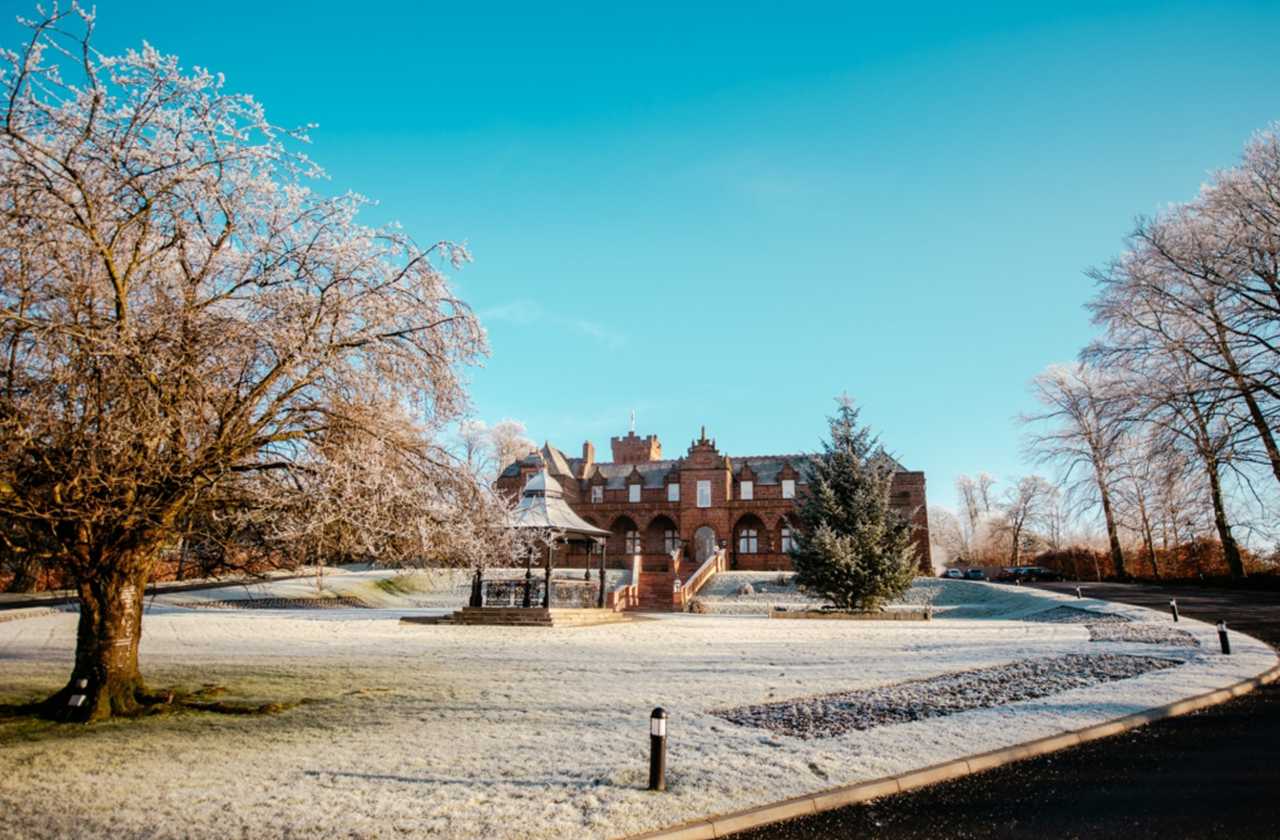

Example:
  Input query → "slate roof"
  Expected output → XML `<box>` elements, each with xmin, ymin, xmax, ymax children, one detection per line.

<box><xmin>498</xmin><ymin>442</ymin><xmax>908</xmax><ymax>486</ymax></box>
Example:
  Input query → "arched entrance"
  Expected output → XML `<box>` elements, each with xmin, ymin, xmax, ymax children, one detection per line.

<box><xmin>733</xmin><ymin>514</ymin><xmax>766</xmax><ymax>569</ymax></box>
<box><xmin>609</xmin><ymin>515</ymin><xmax>641</xmax><ymax>557</ymax></box>
<box><xmin>693</xmin><ymin>526</ymin><xmax>717</xmax><ymax>563</ymax></box>
<box><xmin>646</xmin><ymin>515</ymin><xmax>680</xmax><ymax>556</ymax></box>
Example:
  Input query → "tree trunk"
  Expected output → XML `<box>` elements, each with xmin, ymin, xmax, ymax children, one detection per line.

<box><xmin>1096</xmin><ymin>479</ymin><xmax>1127</xmax><ymax>579</ymax></box>
<box><xmin>1136</xmin><ymin>498</ymin><xmax>1159</xmax><ymax>579</ymax></box>
<box><xmin>1213</xmin><ymin>319</ymin><xmax>1280</xmax><ymax>488</ymax></box>
<box><xmin>1204</xmin><ymin>457</ymin><xmax>1246</xmax><ymax>580</ymax></box>
<box><xmin>45</xmin><ymin>562</ymin><xmax>151</xmax><ymax>722</ymax></box>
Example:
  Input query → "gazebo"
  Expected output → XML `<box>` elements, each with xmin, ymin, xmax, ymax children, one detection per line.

<box><xmin>503</xmin><ymin>470</ymin><xmax>611</xmax><ymax>609</ymax></box>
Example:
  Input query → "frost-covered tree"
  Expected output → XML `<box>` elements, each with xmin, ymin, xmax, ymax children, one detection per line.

<box><xmin>954</xmin><ymin>472</ymin><xmax>1000</xmax><ymax>563</ymax></box>
<box><xmin>0</xmin><ymin>8</ymin><xmax>489</xmax><ymax>720</ymax></box>
<box><xmin>1023</xmin><ymin>363</ymin><xmax>1130</xmax><ymax>578</ymax></box>
<box><xmin>991</xmin><ymin>475</ymin><xmax>1054</xmax><ymax>565</ymax></box>
<box><xmin>927</xmin><ymin>506</ymin><xmax>964</xmax><ymax>568</ymax></box>
<box><xmin>789</xmin><ymin>397</ymin><xmax>917</xmax><ymax>610</ymax></box>
<box><xmin>489</xmin><ymin>418</ymin><xmax>535</xmax><ymax>472</ymax></box>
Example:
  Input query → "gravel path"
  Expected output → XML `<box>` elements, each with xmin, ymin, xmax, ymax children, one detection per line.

<box><xmin>1022</xmin><ymin>605</ymin><xmax>1130</xmax><ymax>624</ymax></box>
<box><xmin>1088</xmin><ymin>623</ymin><xmax>1199</xmax><ymax>646</ymax></box>
<box><xmin>715</xmin><ymin>653</ymin><xmax>1181</xmax><ymax>739</ymax></box>
<box><xmin>175</xmin><ymin>597</ymin><xmax>370</xmax><ymax>610</ymax></box>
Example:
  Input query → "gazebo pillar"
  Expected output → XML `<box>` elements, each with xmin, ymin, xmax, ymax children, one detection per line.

<box><xmin>522</xmin><ymin>547</ymin><xmax>533</xmax><ymax>608</ymax></box>
<box><xmin>596</xmin><ymin>540</ymin><xmax>607</xmax><ymax>608</ymax></box>
<box><xmin>542</xmin><ymin>541</ymin><xmax>554</xmax><ymax>608</ymax></box>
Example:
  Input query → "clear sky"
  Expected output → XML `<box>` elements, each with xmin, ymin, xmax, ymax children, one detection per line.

<box><xmin>8</xmin><ymin>1</ymin><xmax>1280</xmax><ymax>510</ymax></box>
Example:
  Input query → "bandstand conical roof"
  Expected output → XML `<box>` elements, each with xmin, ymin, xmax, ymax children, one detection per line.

<box><xmin>510</xmin><ymin>470</ymin><xmax>609</xmax><ymax>538</ymax></box>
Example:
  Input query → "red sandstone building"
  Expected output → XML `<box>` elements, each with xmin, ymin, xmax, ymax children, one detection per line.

<box><xmin>496</xmin><ymin>426</ymin><xmax>931</xmax><ymax>575</ymax></box>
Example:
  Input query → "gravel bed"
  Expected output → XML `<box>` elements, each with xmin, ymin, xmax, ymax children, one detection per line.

<box><xmin>714</xmin><ymin>653</ymin><xmax>1181</xmax><ymax>739</ymax></box>
<box><xmin>1088</xmin><ymin>623</ymin><xmax>1200</xmax><ymax>646</ymax></box>
<box><xmin>1022</xmin><ymin>605</ymin><xmax>1130</xmax><ymax>624</ymax></box>
<box><xmin>175</xmin><ymin>597</ymin><xmax>369</xmax><ymax>610</ymax></box>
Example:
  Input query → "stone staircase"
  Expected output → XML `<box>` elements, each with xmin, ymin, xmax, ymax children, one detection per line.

<box><xmin>402</xmin><ymin>607</ymin><xmax>635</xmax><ymax>628</ymax></box>
<box><xmin>635</xmin><ymin>571</ymin><xmax>676</xmax><ymax>611</ymax></box>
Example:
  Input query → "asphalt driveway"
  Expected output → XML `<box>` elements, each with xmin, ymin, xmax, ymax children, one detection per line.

<box><xmin>732</xmin><ymin>581</ymin><xmax>1280</xmax><ymax>840</ymax></box>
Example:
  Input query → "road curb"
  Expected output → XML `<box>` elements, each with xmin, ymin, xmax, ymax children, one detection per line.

<box><xmin>619</xmin><ymin>660</ymin><xmax>1280</xmax><ymax>840</ymax></box>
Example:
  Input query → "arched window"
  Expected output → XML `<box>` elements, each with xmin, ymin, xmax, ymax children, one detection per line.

<box><xmin>625</xmin><ymin>530</ymin><xmax>642</xmax><ymax>554</ymax></box>
<box><xmin>738</xmin><ymin>528</ymin><xmax>758</xmax><ymax>554</ymax></box>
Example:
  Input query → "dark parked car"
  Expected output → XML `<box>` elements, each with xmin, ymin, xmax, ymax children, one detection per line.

<box><xmin>942</xmin><ymin>568</ymin><xmax>963</xmax><ymax>579</ymax></box>
<box><xmin>997</xmin><ymin>566</ymin><xmax>1064</xmax><ymax>583</ymax></box>
<box><xmin>964</xmin><ymin>568</ymin><xmax>987</xmax><ymax>580</ymax></box>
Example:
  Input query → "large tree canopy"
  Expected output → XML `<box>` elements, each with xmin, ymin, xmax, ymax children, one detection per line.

<box><xmin>0</xmin><ymin>7</ymin><xmax>491</xmax><ymax>720</ymax></box>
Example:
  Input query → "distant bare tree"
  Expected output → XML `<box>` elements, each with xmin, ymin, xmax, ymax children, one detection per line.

<box><xmin>954</xmin><ymin>472</ymin><xmax>997</xmax><ymax>563</ymax></box>
<box><xmin>927</xmin><ymin>507</ymin><xmax>964</xmax><ymax>568</ymax></box>
<box><xmin>1023</xmin><ymin>364</ymin><xmax>1130</xmax><ymax>577</ymax></box>
<box><xmin>456</xmin><ymin>419</ymin><xmax>495</xmax><ymax>476</ymax></box>
<box><xmin>1041</xmin><ymin>483</ymin><xmax>1070</xmax><ymax>554</ymax></box>
<box><xmin>992</xmin><ymin>475</ymin><xmax>1054</xmax><ymax>565</ymax></box>
<box><xmin>489</xmin><ymin>419</ymin><xmax>535</xmax><ymax>473</ymax></box>
<box><xmin>1112</xmin><ymin>431</ymin><xmax>1166</xmax><ymax>577</ymax></box>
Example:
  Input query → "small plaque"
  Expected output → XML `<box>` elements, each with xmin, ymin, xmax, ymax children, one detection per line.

<box><xmin>68</xmin><ymin>694</ymin><xmax>86</xmax><ymax>707</ymax></box>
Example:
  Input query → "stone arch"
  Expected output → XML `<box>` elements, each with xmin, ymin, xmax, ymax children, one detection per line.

<box><xmin>608</xmin><ymin>515</ymin><xmax>641</xmax><ymax>556</ymax></box>
<box><xmin>776</xmin><ymin>515</ymin><xmax>797</xmax><ymax>554</ymax></box>
<box><xmin>733</xmin><ymin>513</ymin><xmax>767</xmax><ymax>557</ymax></box>
<box><xmin>645</xmin><ymin>514</ymin><xmax>680</xmax><ymax>555</ymax></box>
<box><xmin>692</xmin><ymin>525</ymin><xmax>717</xmax><ymax>563</ymax></box>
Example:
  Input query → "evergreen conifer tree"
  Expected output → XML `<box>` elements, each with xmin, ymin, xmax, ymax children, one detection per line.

<box><xmin>790</xmin><ymin>397</ymin><xmax>918</xmax><ymax>610</ymax></box>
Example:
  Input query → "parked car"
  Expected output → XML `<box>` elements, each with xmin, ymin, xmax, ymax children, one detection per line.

<box><xmin>1020</xmin><ymin>566</ymin><xmax>1064</xmax><ymax>582</ymax></box>
<box><xmin>964</xmin><ymin>568</ymin><xmax>987</xmax><ymax>580</ymax></box>
<box><xmin>996</xmin><ymin>566</ymin><xmax>1064</xmax><ymax>583</ymax></box>
<box><xmin>942</xmin><ymin>568</ymin><xmax>963</xmax><ymax>579</ymax></box>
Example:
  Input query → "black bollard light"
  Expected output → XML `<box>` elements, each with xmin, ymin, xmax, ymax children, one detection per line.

<box><xmin>1217</xmin><ymin>621</ymin><xmax>1231</xmax><ymax>655</ymax></box>
<box><xmin>648</xmin><ymin>707</ymin><xmax>668</xmax><ymax>791</ymax></box>
<box><xmin>1075</xmin><ymin>586</ymin><xmax>1083</xmax><ymax>599</ymax></box>
<box><xmin>1169</xmin><ymin>599</ymin><xmax>1179</xmax><ymax>622</ymax></box>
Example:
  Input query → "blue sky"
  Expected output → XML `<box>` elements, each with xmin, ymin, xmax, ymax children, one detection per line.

<box><xmin>10</xmin><ymin>1</ymin><xmax>1280</xmax><ymax>510</ymax></box>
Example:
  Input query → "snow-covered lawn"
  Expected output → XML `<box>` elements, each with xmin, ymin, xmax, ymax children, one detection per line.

<box><xmin>0</xmin><ymin>578</ymin><xmax>1273</xmax><ymax>840</ymax></box>
<box><xmin>164</xmin><ymin>566</ymin><xmax>630</xmax><ymax>610</ymax></box>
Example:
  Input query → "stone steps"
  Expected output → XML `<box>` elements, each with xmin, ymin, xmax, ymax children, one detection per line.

<box><xmin>402</xmin><ymin>607</ymin><xmax>636</xmax><ymax>628</ymax></box>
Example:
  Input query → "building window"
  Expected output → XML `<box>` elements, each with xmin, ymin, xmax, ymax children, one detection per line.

<box><xmin>696</xmin><ymin>480</ymin><xmax>711</xmax><ymax>508</ymax></box>
<box><xmin>739</xmin><ymin>480</ymin><xmax>753</xmax><ymax>501</ymax></box>
<box><xmin>781</xmin><ymin>479</ymin><xmax>796</xmax><ymax>499</ymax></box>
<box><xmin>625</xmin><ymin>530</ymin><xmax>642</xmax><ymax>554</ymax></box>
<box><xmin>667</xmin><ymin>483</ymin><xmax>679</xmax><ymax>502</ymax></box>
<box><xmin>628</xmin><ymin>484</ymin><xmax>641</xmax><ymax>503</ymax></box>
<box><xmin>738</xmin><ymin>528</ymin><xmax>758</xmax><ymax>554</ymax></box>
<box><xmin>591</xmin><ymin>485</ymin><xmax>603</xmax><ymax>504</ymax></box>
<box><xmin>664</xmin><ymin>530</ymin><xmax>680</xmax><ymax>553</ymax></box>
<box><xmin>780</xmin><ymin>526</ymin><xmax>794</xmax><ymax>552</ymax></box>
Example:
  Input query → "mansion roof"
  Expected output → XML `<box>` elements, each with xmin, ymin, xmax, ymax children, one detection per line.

<box><xmin>499</xmin><ymin>438</ymin><xmax>909</xmax><ymax>490</ymax></box>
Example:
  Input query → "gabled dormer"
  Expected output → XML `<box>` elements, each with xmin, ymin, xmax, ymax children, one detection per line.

<box><xmin>736</xmin><ymin>462</ymin><xmax>757</xmax><ymax>501</ymax></box>
<box><xmin>587</xmin><ymin>465</ymin><xmax>607</xmax><ymax>504</ymax></box>
<box><xmin>626</xmin><ymin>465</ymin><xmax>645</xmax><ymax>503</ymax></box>
<box><xmin>777</xmin><ymin>460</ymin><xmax>800</xmax><ymax>500</ymax></box>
